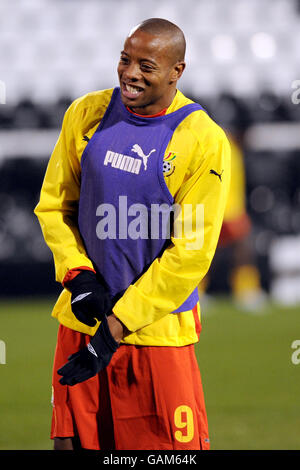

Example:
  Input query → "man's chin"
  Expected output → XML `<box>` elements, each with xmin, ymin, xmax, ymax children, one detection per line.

<box><xmin>120</xmin><ymin>94</ymin><xmax>145</xmax><ymax>110</ymax></box>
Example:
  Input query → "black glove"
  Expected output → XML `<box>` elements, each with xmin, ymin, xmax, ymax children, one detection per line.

<box><xmin>66</xmin><ymin>270</ymin><xmax>113</xmax><ymax>327</ymax></box>
<box><xmin>57</xmin><ymin>315</ymin><xmax>119</xmax><ymax>386</ymax></box>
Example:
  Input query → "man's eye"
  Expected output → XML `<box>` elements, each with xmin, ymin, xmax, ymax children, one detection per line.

<box><xmin>120</xmin><ymin>57</ymin><xmax>129</xmax><ymax>64</ymax></box>
<box><xmin>141</xmin><ymin>64</ymin><xmax>153</xmax><ymax>71</ymax></box>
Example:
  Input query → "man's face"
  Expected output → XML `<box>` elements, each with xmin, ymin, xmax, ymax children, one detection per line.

<box><xmin>117</xmin><ymin>29</ymin><xmax>184</xmax><ymax>115</ymax></box>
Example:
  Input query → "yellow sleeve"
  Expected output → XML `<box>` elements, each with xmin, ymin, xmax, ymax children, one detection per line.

<box><xmin>34</xmin><ymin>89</ymin><xmax>114</xmax><ymax>283</ymax></box>
<box><xmin>113</xmin><ymin>122</ymin><xmax>231</xmax><ymax>332</ymax></box>
<box><xmin>34</xmin><ymin>101</ymin><xmax>94</xmax><ymax>282</ymax></box>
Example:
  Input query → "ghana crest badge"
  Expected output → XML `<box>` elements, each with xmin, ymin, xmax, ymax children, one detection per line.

<box><xmin>163</xmin><ymin>152</ymin><xmax>176</xmax><ymax>177</ymax></box>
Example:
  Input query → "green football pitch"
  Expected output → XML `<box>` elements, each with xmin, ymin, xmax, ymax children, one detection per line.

<box><xmin>0</xmin><ymin>296</ymin><xmax>299</xmax><ymax>450</ymax></box>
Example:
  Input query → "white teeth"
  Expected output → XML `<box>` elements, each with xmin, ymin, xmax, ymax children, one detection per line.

<box><xmin>126</xmin><ymin>84</ymin><xmax>141</xmax><ymax>94</ymax></box>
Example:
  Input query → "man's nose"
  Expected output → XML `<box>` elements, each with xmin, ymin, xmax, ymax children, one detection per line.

<box><xmin>123</xmin><ymin>62</ymin><xmax>141</xmax><ymax>81</ymax></box>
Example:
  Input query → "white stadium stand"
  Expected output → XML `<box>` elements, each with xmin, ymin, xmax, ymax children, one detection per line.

<box><xmin>0</xmin><ymin>0</ymin><xmax>299</xmax><ymax>103</ymax></box>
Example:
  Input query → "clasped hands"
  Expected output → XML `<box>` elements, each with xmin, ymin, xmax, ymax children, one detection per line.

<box><xmin>57</xmin><ymin>271</ymin><xmax>124</xmax><ymax>386</ymax></box>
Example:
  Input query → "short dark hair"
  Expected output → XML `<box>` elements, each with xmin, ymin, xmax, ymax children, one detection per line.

<box><xmin>131</xmin><ymin>18</ymin><xmax>186</xmax><ymax>62</ymax></box>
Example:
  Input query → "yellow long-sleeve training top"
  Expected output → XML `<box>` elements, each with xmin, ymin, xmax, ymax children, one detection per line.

<box><xmin>34</xmin><ymin>88</ymin><xmax>231</xmax><ymax>346</ymax></box>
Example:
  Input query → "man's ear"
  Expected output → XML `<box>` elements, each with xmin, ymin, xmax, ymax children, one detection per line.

<box><xmin>170</xmin><ymin>61</ymin><xmax>186</xmax><ymax>83</ymax></box>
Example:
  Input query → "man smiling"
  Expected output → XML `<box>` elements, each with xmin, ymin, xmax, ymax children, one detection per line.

<box><xmin>35</xmin><ymin>18</ymin><xmax>231</xmax><ymax>450</ymax></box>
<box><xmin>118</xmin><ymin>21</ymin><xmax>186</xmax><ymax>113</ymax></box>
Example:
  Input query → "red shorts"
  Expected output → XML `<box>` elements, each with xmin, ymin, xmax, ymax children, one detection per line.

<box><xmin>51</xmin><ymin>324</ymin><xmax>210</xmax><ymax>450</ymax></box>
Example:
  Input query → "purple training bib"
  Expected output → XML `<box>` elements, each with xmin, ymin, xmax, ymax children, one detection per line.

<box><xmin>78</xmin><ymin>87</ymin><xmax>204</xmax><ymax>313</ymax></box>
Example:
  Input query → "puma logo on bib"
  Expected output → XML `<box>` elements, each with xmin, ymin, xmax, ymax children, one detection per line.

<box><xmin>103</xmin><ymin>144</ymin><xmax>156</xmax><ymax>175</ymax></box>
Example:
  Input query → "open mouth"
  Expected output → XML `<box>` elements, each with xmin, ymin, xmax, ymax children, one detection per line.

<box><xmin>122</xmin><ymin>82</ymin><xmax>144</xmax><ymax>99</ymax></box>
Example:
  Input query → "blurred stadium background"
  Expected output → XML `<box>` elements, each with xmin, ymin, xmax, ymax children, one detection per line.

<box><xmin>0</xmin><ymin>0</ymin><xmax>300</xmax><ymax>450</ymax></box>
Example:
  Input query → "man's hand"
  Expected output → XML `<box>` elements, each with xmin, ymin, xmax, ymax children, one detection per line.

<box><xmin>57</xmin><ymin>315</ymin><xmax>120</xmax><ymax>386</ymax></box>
<box><xmin>107</xmin><ymin>314</ymin><xmax>127</xmax><ymax>343</ymax></box>
<box><xmin>66</xmin><ymin>271</ymin><xmax>113</xmax><ymax>326</ymax></box>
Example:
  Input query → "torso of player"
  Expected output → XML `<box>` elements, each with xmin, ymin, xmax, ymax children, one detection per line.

<box><xmin>51</xmin><ymin>87</ymin><xmax>223</xmax><ymax>346</ymax></box>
